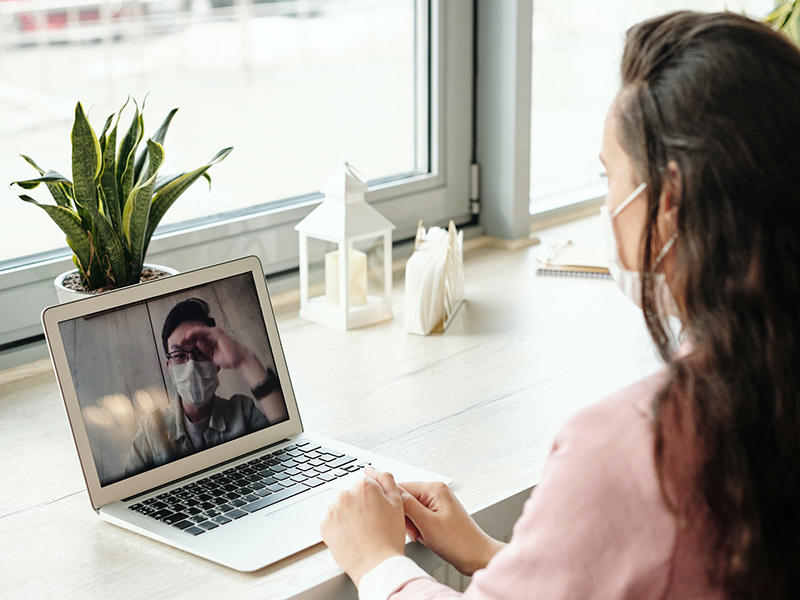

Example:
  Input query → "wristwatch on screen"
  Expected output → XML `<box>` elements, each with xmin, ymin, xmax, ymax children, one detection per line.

<box><xmin>251</xmin><ymin>367</ymin><xmax>280</xmax><ymax>399</ymax></box>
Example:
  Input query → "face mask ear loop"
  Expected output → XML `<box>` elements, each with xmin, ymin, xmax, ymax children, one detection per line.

<box><xmin>652</xmin><ymin>232</ymin><xmax>678</xmax><ymax>271</ymax></box>
<box><xmin>611</xmin><ymin>182</ymin><xmax>648</xmax><ymax>220</ymax></box>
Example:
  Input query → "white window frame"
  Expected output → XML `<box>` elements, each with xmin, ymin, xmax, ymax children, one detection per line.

<box><xmin>0</xmin><ymin>0</ymin><xmax>474</xmax><ymax>360</ymax></box>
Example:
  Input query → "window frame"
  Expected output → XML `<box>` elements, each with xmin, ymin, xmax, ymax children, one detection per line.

<box><xmin>0</xmin><ymin>0</ymin><xmax>474</xmax><ymax>358</ymax></box>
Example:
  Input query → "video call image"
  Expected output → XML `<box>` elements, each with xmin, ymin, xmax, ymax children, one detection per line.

<box><xmin>59</xmin><ymin>273</ymin><xmax>290</xmax><ymax>487</ymax></box>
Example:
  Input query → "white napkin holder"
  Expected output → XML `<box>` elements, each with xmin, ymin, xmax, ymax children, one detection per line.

<box><xmin>404</xmin><ymin>220</ymin><xmax>465</xmax><ymax>335</ymax></box>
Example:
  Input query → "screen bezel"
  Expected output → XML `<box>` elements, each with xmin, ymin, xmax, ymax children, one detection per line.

<box><xmin>42</xmin><ymin>256</ymin><xmax>303</xmax><ymax>509</ymax></box>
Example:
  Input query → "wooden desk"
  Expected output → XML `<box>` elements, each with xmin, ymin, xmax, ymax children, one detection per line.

<box><xmin>0</xmin><ymin>216</ymin><xmax>662</xmax><ymax>599</ymax></box>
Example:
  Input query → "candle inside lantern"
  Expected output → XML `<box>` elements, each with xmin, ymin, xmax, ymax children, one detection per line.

<box><xmin>325</xmin><ymin>249</ymin><xmax>367</xmax><ymax>306</ymax></box>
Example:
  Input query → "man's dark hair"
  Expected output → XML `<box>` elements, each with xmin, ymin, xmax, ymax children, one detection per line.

<box><xmin>161</xmin><ymin>298</ymin><xmax>216</xmax><ymax>354</ymax></box>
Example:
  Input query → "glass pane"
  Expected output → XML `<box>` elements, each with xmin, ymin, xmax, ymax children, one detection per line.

<box><xmin>530</xmin><ymin>0</ymin><xmax>774</xmax><ymax>210</ymax></box>
<box><xmin>0</xmin><ymin>0</ymin><xmax>427</xmax><ymax>265</ymax></box>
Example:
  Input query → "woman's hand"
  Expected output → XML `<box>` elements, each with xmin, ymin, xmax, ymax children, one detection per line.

<box><xmin>320</xmin><ymin>467</ymin><xmax>407</xmax><ymax>587</ymax></box>
<box><xmin>400</xmin><ymin>480</ymin><xmax>506</xmax><ymax>576</ymax></box>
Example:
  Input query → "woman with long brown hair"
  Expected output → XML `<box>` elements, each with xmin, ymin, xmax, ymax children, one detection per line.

<box><xmin>320</xmin><ymin>11</ymin><xmax>800</xmax><ymax>599</ymax></box>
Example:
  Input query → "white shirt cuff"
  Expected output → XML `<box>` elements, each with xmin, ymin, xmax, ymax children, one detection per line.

<box><xmin>358</xmin><ymin>555</ymin><xmax>434</xmax><ymax>600</ymax></box>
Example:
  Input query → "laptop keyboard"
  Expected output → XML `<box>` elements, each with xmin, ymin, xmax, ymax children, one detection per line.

<box><xmin>127</xmin><ymin>441</ymin><xmax>368</xmax><ymax>536</ymax></box>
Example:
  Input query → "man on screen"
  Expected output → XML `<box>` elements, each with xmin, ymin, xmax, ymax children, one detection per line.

<box><xmin>126</xmin><ymin>298</ymin><xmax>289</xmax><ymax>474</ymax></box>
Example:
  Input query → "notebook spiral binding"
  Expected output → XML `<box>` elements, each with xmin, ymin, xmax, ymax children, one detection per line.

<box><xmin>535</xmin><ymin>268</ymin><xmax>612</xmax><ymax>280</ymax></box>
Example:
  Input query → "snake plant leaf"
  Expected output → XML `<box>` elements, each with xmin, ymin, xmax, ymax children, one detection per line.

<box><xmin>12</xmin><ymin>166</ymin><xmax>74</xmax><ymax>208</ymax></box>
<box><xmin>98</xmin><ymin>114</ymin><xmax>114</xmax><ymax>147</ymax></box>
<box><xmin>116</xmin><ymin>102</ymin><xmax>144</xmax><ymax>211</ymax></box>
<box><xmin>20</xmin><ymin>156</ymin><xmax>76</xmax><ymax>207</ymax></box>
<box><xmin>154</xmin><ymin>169</ymin><xmax>211</xmax><ymax>193</ymax></box>
<box><xmin>123</xmin><ymin>139</ymin><xmax>165</xmax><ymax>284</ymax></box>
<box><xmin>144</xmin><ymin>146</ymin><xmax>233</xmax><ymax>255</ymax></box>
<box><xmin>18</xmin><ymin>194</ymin><xmax>93</xmax><ymax>275</ymax></box>
<box><xmin>20</xmin><ymin>154</ymin><xmax>46</xmax><ymax>175</ymax></box>
<box><xmin>92</xmin><ymin>187</ymin><xmax>128</xmax><ymax>287</ymax></box>
<box><xmin>99</xmin><ymin>119</ymin><xmax>122</xmax><ymax>236</ymax></box>
<box><xmin>11</xmin><ymin>171</ymin><xmax>72</xmax><ymax>189</ymax></box>
<box><xmin>71</xmin><ymin>102</ymin><xmax>102</xmax><ymax>214</ymax></box>
<box><xmin>134</xmin><ymin>108</ymin><xmax>178</xmax><ymax>185</ymax></box>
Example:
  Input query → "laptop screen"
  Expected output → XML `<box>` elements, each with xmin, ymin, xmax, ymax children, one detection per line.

<box><xmin>58</xmin><ymin>271</ymin><xmax>290</xmax><ymax>487</ymax></box>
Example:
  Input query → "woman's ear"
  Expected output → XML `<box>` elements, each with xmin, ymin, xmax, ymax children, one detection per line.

<box><xmin>659</xmin><ymin>160</ymin><xmax>681</xmax><ymax>232</ymax></box>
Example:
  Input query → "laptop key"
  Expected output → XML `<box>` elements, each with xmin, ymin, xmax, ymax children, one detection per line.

<box><xmin>290</xmin><ymin>474</ymin><xmax>309</xmax><ymax>483</ymax></box>
<box><xmin>197</xmin><ymin>521</ymin><xmax>219</xmax><ymax>530</ymax></box>
<box><xmin>319</xmin><ymin>472</ymin><xmax>337</xmax><ymax>482</ymax></box>
<box><xmin>296</xmin><ymin>440</ymin><xmax>310</xmax><ymax>446</ymax></box>
<box><xmin>230</xmin><ymin>499</ymin><xmax>247</xmax><ymax>508</ymax></box>
<box><xmin>255</xmin><ymin>488</ymin><xmax>272</xmax><ymax>497</ymax></box>
<box><xmin>328</xmin><ymin>456</ymin><xmax>358</xmax><ymax>469</ymax></box>
<box><xmin>225</xmin><ymin>509</ymin><xmax>248</xmax><ymax>519</ymax></box>
<box><xmin>241</xmin><ymin>484</ymin><xmax>309</xmax><ymax>513</ymax></box>
<box><xmin>150</xmin><ymin>509</ymin><xmax>176</xmax><ymax>521</ymax></box>
<box><xmin>172</xmin><ymin>520</ymin><xmax>194</xmax><ymax>530</ymax></box>
<box><xmin>333</xmin><ymin>469</ymin><xmax>350</xmax><ymax>478</ymax></box>
<box><xmin>184</xmin><ymin>526</ymin><xmax>206</xmax><ymax>536</ymax></box>
<box><xmin>272</xmin><ymin>472</ymin><xmax>290</xmax><ymax>481</ymax></box>
<box><xmin>302</xmin><ymin>477</ymin><xmax>325</xmax><ymax>488</ymax></box>
<box><xmin>212</xmin><ymin>515</ymin><xmax>232</xmax><ymax>525</ymax></box>
<box><xmin>266</xmin><ymin>484</ymin><xmax>284</xmax><ymax>493</ymax></box>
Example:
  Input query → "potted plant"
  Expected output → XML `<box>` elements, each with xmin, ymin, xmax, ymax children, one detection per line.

<box><xmin>10</xmin><ymin>99</ymin><xmax>232</xmax><ymax>302</ymax></box>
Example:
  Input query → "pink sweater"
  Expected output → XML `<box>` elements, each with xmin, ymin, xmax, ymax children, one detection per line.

<box><xmin>392</xmin><ymin>370</ymin><xmax>721</xmax><ymax>600</ymax></box>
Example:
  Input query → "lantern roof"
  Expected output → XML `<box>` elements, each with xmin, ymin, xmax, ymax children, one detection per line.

<box><xmin>320</xmin><ymin>161</ymin><xmax>369</xmax><ymax>198</ymax></box>
<box><xmin>295</xmin><ymin>162</ymin><xmax>395</xmax><ymax>241</ymax></box>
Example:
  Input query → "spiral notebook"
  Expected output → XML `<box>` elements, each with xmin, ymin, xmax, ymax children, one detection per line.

<box><xmin>536</xmin><ymin>242</ymin><xmax>612</xmax><ymax>279</ymax></box>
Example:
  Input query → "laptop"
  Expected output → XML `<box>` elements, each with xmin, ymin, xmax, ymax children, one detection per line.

<box><xmin>42</xmin><ymin>255</ymin><xmax>447</xmax><ymax>572</ymax></box>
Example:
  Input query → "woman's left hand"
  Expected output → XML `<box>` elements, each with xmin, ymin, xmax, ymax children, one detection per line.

<box><xmin>320</xmin><ymin>466</ymin><xmax>407</xmax><ymax>587</ymax></box>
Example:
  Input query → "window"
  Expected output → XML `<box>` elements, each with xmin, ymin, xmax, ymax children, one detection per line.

<box><xmin>1</xmin><ymin>0</ymin><xmax>429</xmax><ymax>264</ymax></box>
<box><xmin>0</xmin><ymin>0</ymin><xmax>473</xmax><ymax>362</ymax></box>
<box><xmin>529</xmin><ymin>0</ymin><xmax>774</xmax><ymax>214</ymax></box>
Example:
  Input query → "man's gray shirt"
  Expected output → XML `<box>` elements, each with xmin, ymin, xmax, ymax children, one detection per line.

<box><xmin>126</xmin><ymin>394</ymin><xmax>269</xmax><ymax>475</ymax></box>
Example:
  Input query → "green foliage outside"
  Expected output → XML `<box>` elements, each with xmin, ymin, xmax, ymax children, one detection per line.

<box><xmin>766</xmin><ymin>0</ymin><xmax>800</xmax><ymax>46</ymax></box>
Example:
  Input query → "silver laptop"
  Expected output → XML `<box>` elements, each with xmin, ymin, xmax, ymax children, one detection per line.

<box><xmin>42</xmin><ymin>256</ymin><xmax>447</xmax><ymax>572</ymax></box>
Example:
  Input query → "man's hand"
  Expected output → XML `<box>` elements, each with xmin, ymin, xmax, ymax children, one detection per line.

<box><xmin>178</xmin><ymin>324</ymin><xmax>267</xmax><ymax>387</ymax></box>
<box><xmin>320</xmin><ymin>467</ymin><xmax>406</xmax><ymax>587</ymax></box>
<box><xmin>400</xmin><ymin>480</ymin><xmax>506</xmax><ymax>576</ymax></box>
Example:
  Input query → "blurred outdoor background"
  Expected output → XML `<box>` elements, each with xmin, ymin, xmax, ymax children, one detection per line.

<box><xmin>0</xmin><ymin>0</ymin><xmax>775</xmax><ymax>266</ymax></box>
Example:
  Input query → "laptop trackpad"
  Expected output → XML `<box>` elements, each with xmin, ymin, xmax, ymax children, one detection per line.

<box><xmin>265</xmin><ymin>489</ymin><xmax>338</xmax><ymax>531</ymax></box>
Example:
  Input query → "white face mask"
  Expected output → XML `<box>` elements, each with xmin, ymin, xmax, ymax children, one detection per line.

<box><xmin>170</xmin><ymin>359</ymin><xmax>220</xmax><ymax>408</ymax></box>
<box><xmin>601</xmin><ymin>182</ymin><xmax>679</xmax><ymax>315</ymax></box>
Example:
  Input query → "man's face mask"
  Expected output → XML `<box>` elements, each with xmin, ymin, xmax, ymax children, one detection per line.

<box><xmin>600</xmin><ymin>182</ymin><xmax>678</xmax><ymax>315</ymax></box>
<box><xmin>170</xmin><ymin>358</ymin><xmax>220</xmax><ymax>408</ymax></box>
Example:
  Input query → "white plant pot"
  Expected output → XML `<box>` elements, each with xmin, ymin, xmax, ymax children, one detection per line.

<box><xmin>53</xmin><ymin>263</ymin><xmax>179</xmax><ymax>304</ymax></box>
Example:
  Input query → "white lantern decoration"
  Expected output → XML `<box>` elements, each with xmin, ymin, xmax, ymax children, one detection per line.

<box><xmin>295</xmin><ymin>162</ymin><xmax>396</xmax><ymax>330</ymax></box>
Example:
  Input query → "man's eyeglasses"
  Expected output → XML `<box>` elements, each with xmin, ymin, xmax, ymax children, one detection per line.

<box><xmin>166</xmin><ymin>349</ymin><xmax>213</xmax><ymax>365</ymax></box>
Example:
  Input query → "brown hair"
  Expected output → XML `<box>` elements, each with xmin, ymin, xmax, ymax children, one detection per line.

<box><xmin>619</xmin><ymin>11</ymin><xmax>800</xmax><ymax>598</ymax></box>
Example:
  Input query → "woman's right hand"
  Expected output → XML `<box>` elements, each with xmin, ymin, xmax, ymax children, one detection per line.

<box><xmin>397</xmin><ymin>478</ymin><xmax>506</xmax><ymax>576</ymax></box>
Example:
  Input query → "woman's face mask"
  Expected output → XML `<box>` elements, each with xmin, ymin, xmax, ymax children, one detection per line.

<box><xmin>601</xmin><ymin>182</ymin><xmax>678</xmax><ymax>314</ymax></box>
<box><xmin>170</xmin><ymin>359</ymin><xmax>220</xmax><ymax>408</ymax></box>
